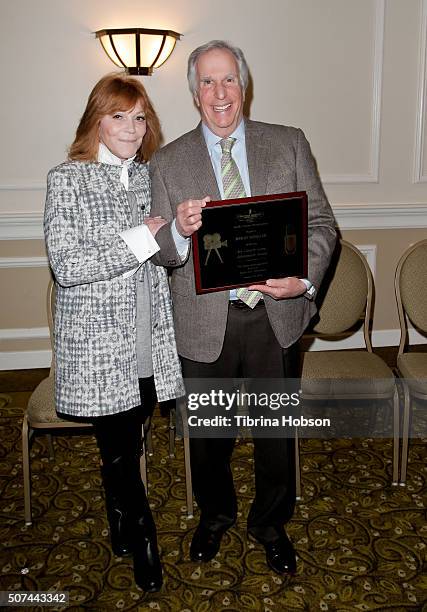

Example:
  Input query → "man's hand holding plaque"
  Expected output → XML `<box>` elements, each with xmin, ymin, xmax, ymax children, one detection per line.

<box><xmin>191</xmin><ymin>191</ymin><xmax>308</xmax><ymax>295</ymax></box>
<box><xmin>248</xmin><ymin>277</ymin><xmax>308</xmax><ymax>300</ymax></box>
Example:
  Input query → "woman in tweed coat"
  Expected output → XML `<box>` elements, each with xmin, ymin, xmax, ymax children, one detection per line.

<box><xmin>44</xmin><ymin>74</ymin><xmax>184</xmax><ymax>593</ymax></box>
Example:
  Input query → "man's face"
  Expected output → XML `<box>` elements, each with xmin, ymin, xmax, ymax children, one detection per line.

<box><xmin>194</xmin><ymin>48</ymin><xmax>244</xmax><ymax>138</ymax></box>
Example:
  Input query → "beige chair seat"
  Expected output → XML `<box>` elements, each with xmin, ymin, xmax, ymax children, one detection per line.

<box><xmin>397</xmin><ymin>353</ymin><xmax>427</xmax><ymax>394</ymax></box>
<box><xmin>303</xmin><ymin>351</ymin><xmax>395</xmax><ymax>396</ymax></box>
<box><xmin>26</xmin><ymin>376</ymin><xmax>90</xmax><ymax>425</ymax></box>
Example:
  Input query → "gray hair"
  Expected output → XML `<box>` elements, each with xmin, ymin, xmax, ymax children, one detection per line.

<box><xmin>187</xmin><ymin>40</ymin><xmax>249</xmax><ymax>96</ymax></box>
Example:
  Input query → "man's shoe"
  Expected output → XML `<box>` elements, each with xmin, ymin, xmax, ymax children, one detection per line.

<box><xmin>264</xmin><ymin>533</ymin><xmax>297</xmax><ymax>575</ymax></box>
<box><xmin>190</xmin><ymin>526</ymin><xmax>223</xmax><ymax>562</ymax></box>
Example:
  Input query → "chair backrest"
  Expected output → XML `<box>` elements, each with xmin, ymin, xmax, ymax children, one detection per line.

<box><xmin>395</xmin><ymin>239</ymin><xmax>427</xmax><ymax>355</ymax></box>
<box><xmin>311</xmin><ymin>239</ymin><xmax>373</xmax><ymax>351</ymax></box>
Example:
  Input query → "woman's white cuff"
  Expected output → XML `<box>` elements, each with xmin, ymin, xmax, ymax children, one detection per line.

<box><xmin>120</xmin><ymin>224</ymin><xmax>160</xmax><ymax>263</ymax></box>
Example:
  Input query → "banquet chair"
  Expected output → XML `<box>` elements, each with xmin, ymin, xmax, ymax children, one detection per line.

<box><xmin>300</xmin><ymin>240</ymin><xmax>399</xmax><ymax>497</ymax></box>
<box><xmin>394</xmin><ymin>239</ymin><xmax>427</xmax><ymax>485</ymax></box>
<box><xmin>21</xmin><ymin>280</ymin><xmax>151</xmax><ymax>525</ymax></box>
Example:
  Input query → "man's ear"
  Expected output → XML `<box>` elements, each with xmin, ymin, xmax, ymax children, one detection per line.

<box><xmin>194</xmin><ymin>92</ymin><xmax>200</xmax><ymax>108</ymax></box>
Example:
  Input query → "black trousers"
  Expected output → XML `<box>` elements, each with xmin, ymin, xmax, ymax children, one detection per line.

<box><xmin>181</xmin><ymin>302</ymin><xmax>298</xmax><ymax>544</ymax></box>
<box><xmin>92</xmin><ymin>377</ymin><xmax>157</xmax><ymax>511</ymax></box>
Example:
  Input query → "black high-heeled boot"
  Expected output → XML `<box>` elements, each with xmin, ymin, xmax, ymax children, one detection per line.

<box><xmin>94</xmin><ymin>380</ymin><xmax>162</xmax><ymax>587</ymax></box>
<box><xmin>132</xmin><ymin>514</ymin><xmax>163</xmax><ymax>592</ymax></box>
<box><xmin>124</xmin><ymin>455</ymin><xmax>163</xmax><ymax>592</ymax></box>
<box><xmin>101</xmin><ymin>457</ymin><xmax>132</xmax><ymax>557</ymax></box>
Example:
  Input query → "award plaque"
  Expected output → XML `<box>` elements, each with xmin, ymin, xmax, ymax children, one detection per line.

<box><xmin>192</xmin><ymin>191</ymin><xmax>308</xmax><ymax>294</ymax></box>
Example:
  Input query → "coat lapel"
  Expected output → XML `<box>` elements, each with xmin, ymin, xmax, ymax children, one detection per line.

<box><xmin>185</xmin><ymin>124</ymin><xmax>221</xmax><ymax>201</ymax></box>
<box><xmin>245</xmin><ymin>119</ymin><xmax>270</xmax><ymax>197</ymax></box>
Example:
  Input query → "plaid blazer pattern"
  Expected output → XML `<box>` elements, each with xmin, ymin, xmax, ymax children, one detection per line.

<box><xmin>44</xmin><ymin>160</ymin><xmax>184</xmax><ymax>417</ymax></box>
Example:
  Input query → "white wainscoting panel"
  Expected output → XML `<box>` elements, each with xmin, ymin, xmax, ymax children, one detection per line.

<box><xmin>414</xmin><ymin>0</ymin><xmax>427</xmax><ymax>183</ymax></box>
<box><xmin>322</xmin><ymin>0</ymin><xmax>385</xmax><ymax>184</ymax></box>
<box><xmin>356</xmin><ymin>244</ymin><xmax>377</xmax><ymax>278</ymax></box>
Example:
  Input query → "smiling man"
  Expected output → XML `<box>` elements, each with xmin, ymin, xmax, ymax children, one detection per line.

<box><xmin>194</xmin><ymin>46</ymin><xmax>244</xmax><ymax>137</ymax></box>
<box><xmin>150</xmin><ymin>40</ymin><xmax>336</xmax><ymax>575</ymax></box>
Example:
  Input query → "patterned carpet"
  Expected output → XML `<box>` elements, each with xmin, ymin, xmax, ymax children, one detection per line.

<box><xmin>0</xmin><ymin>388</ymin><xmax>426</xmax><ymax>611</ymax></box>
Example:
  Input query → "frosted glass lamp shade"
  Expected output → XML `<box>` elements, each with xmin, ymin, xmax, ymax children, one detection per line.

<box><xmin>95</xmin><ymin>28</ymin><xmax>181</xmax><ymax>75</ymax></box>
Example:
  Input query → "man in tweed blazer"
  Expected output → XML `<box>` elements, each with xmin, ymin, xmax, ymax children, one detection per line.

<box><xmin>150</xmin><ymin>41</ymin><xmax>337</xmax><ymax>575</ymax></box>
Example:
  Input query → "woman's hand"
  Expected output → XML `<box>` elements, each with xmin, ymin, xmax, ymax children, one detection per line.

<box><xmin>144</xmin><ymin>216</ymin><xmax>168</xmax><ymax>237</ymax></box>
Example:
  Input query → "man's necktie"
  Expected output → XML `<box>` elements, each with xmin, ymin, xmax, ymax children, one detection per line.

<box><xmin>220</xmin><ymin>137</ymin><xmax>261</xmax><ymax>308</ymax></box>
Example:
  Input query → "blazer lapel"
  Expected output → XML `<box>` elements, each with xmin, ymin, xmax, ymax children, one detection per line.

<box><xmin>185</xmin><ymin>124</ymin><xmax>221</xmax><ymax>201</ymax></box>
<box><xmin>183</xmin><ymin>121</ymin><xmax>270</xmax><ymax>200</ymax></box>
<box><xmin>245</xmin><ymin>119</ymin><xmax>270</xmax><ymax>197</ymax></box>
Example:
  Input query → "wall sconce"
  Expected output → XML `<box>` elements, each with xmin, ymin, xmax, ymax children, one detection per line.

<box><xmin>95</xmin><ymin>28</ymin><xmax>181</xmax><ymax>75</ymax></box>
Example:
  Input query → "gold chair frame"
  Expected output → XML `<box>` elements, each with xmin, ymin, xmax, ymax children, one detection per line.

<box><xmin>394</xmin><ymin>238</ymin><xmax>427</xmax><ymax>485</ymax></box>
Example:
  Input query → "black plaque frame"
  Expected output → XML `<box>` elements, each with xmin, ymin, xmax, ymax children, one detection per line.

<box><xmin>192</xmin><ymin>191</ymin><xmax>308</xmax><ymax>294</ymax></box>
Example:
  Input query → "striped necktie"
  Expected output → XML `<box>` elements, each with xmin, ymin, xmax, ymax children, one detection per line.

<box><xmin>220</xmin><ymin>137</ymin><xmax>261</xmax><ymax>308</ymax></box>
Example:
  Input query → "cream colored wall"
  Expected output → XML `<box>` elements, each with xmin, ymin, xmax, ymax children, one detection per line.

<box><xmin>1</xmin><ymin>0</ymin><xmax>426</xmax><ymax>367</ymax></box>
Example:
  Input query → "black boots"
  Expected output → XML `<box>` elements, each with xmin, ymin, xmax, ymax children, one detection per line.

<box><xmin>127</xmin><ymin>459</ymin><xmax>163</xmax><ymax>592</ymax></box>
<box><xmin>94</xmin><ymin>397</ymin><xmax>163</xmax><ymax>593</ymax></box>
<box><xmin>132</xmin><ymin>514</ymin><xmax>163</xmax><ymax>592</ymax></box>
<box><xmin>101</xmin><ymin>453</ymin><xmax>163</xmax><ymax>592</ymax></box>
<box><xmin>101</xmin><ymin>459</ymin><xmax>132</xmax><ymax>557</ymax></box>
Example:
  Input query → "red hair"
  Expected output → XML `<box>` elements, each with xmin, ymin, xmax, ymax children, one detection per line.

<box><xmin>69</xmin><ymin>73</ymin><xmax>161</xmax><ymax>162</ymax></box>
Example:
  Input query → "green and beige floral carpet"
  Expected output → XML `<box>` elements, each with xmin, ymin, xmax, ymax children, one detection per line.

<box><xmin>0</xmin><ymin>390</ymin><xmax>426</xmax><ymax>611</ymax></box>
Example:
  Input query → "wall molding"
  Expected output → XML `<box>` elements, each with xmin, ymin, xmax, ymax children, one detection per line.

<box><xmin>414</xmin><ymin>0</ymin><xmax>427</xmax><ymax>183</ymax></box>
<box><xmin>0</xmin><ymin>182</ymin><xmax>45</xmax><ymax>191</ymax></box>
<box><xmin>0</xmin><ymin>351</ymin><xmax>51</xmax><ymax>370</ymax></box>
<box><xmin>322</xmin><ymin>0</ymin><xmax>384</xmax><ymax>184</ymax></box>
<box><xmin>0</xmin><ymin>327</ymin><xmax>49</xmax><ymax>340</ymax></box>
<box><xmin>333</xmin><ymin>202</ymin><xmax>427</xmax><ymax>229</ymax></box>
<box><xmin>1</xmin><ymin>327</ymin><xmax>425</xmax><ymax>370</ymax></box>
<box><xmin>0</xmin><ymin>212</ymin><xmax>44</xmax><ymax>240</ymax></box>
<box><xmin>0</xmin><ymin>257</ymin><xmax>48</xmax><ymax>269</ymax></box>
<box><xmin>0</xmin><ymin>202</ymin><xmax>426</xmax><ymax>242</ymax></box>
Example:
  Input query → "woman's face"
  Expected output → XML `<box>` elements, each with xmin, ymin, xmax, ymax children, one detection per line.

<box><xmin>99</xmin><ymin>102</ymin><xmax>146</xmax><ymax>160</ymax></box>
